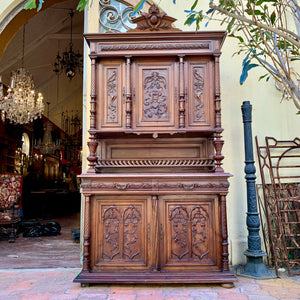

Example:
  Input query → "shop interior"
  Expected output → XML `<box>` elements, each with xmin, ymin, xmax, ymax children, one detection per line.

<box><xmin>0</xmin><ymin>0</ymin><xmax>83</xmax><ymax>267</ymax></box>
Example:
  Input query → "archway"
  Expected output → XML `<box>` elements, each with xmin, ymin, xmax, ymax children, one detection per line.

<box><xmin>0</xmin><ymin>0</ymin><xmax>83</xmax><ymax>268</ymax></box>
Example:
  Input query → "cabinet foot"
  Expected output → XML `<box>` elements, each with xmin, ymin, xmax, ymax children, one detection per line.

<box><xmin>81</xmin><ymin>283</ymin><xmax>89</xmax><ymax>288</ymax></box>
<box><xmin>221</xmin><ymin>282</ymin><xmax>235</xmax><ymax>288</ymax></box>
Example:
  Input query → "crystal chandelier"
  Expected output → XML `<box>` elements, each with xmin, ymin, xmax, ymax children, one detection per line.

<box><xmin>35</xmin><ymin>102</ymin><xmax>61</xmax><ymax>155</ymax></box>
<box><xmin>53</xmin><ymin>10</ymin><xmax>83</xmax><ymax>80</ymax></box>
<box><xmin>0</xmin><ymin>26</ymin><xmax>44</xmax><ymax>124</ymax></box>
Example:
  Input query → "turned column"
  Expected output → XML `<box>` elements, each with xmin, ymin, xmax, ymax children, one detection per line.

<box><xmin>125</xmin><ymin>56</ymin><xmax>132</xmax><ymax>129</ymax></box>
<box><xmin>82</xmin><ymin>194</ymin><xmax>91</xmax><ymax>272</ymax></box>
<box><xmin>87</xmin><ymin>56</ymin><xmax>98</xmax><ymax>172</ymax></box>
<box><xmin>178</xmin><ymin>55</ymin><xmax>185</xmax><ymax>128</ymax></box>
<box><xmin>213</xmin><ymin>51</ymin><xmax>224</xmax><ymax>172</ymax></box>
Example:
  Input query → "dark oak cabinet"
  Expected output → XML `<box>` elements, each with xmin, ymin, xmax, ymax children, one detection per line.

<box><xmin>74</xmin><ymin>5</ymin><xmax>236</xmax><ymax>285</ymax></box>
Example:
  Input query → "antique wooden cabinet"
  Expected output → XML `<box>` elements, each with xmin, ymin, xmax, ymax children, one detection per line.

<box><xmin>75</xmin><ymin>5</ymin><xmax>236</xmax><ymax>285</ymax></box>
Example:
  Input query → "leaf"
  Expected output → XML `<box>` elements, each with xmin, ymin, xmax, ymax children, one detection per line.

<box><xmin>77</xmin><ymin>0</ymin><xmax>89</xmax><ymax>11</ymax></box>
<box><xmin>258</xmin><ymin>74</ymin><xmax>268</xmax><ymax>81</ymax></box>
<box><xmin>132</xmin><ymin>0</ymin><xmax>147</xmax><ymax>16</ymax></box>
<box><xmin>206</xmin><ymin>8</ymin><xmax>214</xmax><ymax>14</ymax></box>
<box><xmin>24</xmin><ymin>0</ymin><xmax>36</xmax><ymax>9</ymax></box>
<box><xmin>184</xmin><ymin>15</ymin><xmax>197</xmax><ymax>26</ymax></box>
<box><xmin>37</xmin><ymin>0</ymin><xmax>44</xmax><ymax>11</ymax></box>
<box><xmin>227</xmin><ymin>18</ymin><xmax>235</xmax><ymax>32</ymax></box>
<box><xmin>240</xmin><ymin>60</ymin><xmax>259</xmax><ymax>84</ymax></box>
<box><xmin>191</xmin><ymin>0</ymin><xmax>199</xmax><ymax>11</ymax></box>
<box><xmin>270</xmin><ymin>11</ymin><xmax>276</xmax><ymax>24</ymax></box>
<box><xmin>297</xmin><ymin>111</ymin><xmax>300</xmax><ymax>115</ymax></box>
<box><xmin>237</xmin><ymin>36</ymin><xmax>244</xmax><ymax>43</ymax></box>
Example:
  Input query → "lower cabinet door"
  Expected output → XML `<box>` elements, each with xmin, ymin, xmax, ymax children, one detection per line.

<box><xmin>91</xmin><ymin>195</ymin><xmax>151</xmax><ymax>271</ymax></box>
<box><xmin>159</xmin><ymin>194</ymin><xmax>220</xmax><ymax>271</ymax></box>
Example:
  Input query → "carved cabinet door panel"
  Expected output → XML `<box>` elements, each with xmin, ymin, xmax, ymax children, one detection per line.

<box><xmin>159</xmin><ymin>195</ymin><xmax>220</xmax><ymax>270</ymax></box>
<box><xmin>185</xmin><ymin>59</ymin><xmax>215</xmax><ymax>130</ymax></box>
<box><xmin>132</xmin><ymin>58</ymin><xmax>178</xmax><ymax>130</ymax></box>
<box><xmin>91</xmin><ymin>195</ymin><xmax>151</xmax><ymax>271</ymax></box>
<box><xmin>97</xmin><ymin>59</ymin><xmax>125</xmax><ymax>130</ymax></box>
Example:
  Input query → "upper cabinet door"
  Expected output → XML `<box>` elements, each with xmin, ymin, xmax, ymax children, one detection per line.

<box><xmin>97</xmin><ymin>59</ymin><xmax>125</xmax><ymax>130</ymax></box>
<box><xmin>132</xmin><ymin>58</ymin><xmax>178</xmax><ymax>131</ymax></box>
<box><xmin>185</xmin><ymin>58</ymin><xmax>215</xmax><ymax>129</ymax></box>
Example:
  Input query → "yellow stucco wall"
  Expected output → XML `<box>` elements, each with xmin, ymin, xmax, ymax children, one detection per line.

<box><xmin>1</xmin><ymin>0</ymin><xmax>299</xmax><ymax>266</ymax></box>
<box><xmin>84</xmin><ymin>0</ymin><xmax>300</xmax><ymax>266</ymax></box>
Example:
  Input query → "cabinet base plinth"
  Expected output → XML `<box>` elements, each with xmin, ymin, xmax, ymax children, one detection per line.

<box><xmin>74</xmin><ymin>270</ymin><xmax>237</xmax><ymax>285</ymax></box>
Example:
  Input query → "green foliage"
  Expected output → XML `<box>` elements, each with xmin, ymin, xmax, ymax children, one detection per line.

<box><xmin>24</xmin><ymin>0</ymin><xmax>90</xmax><ymax>11</ymax></box>
<box><xmin>183</xmin><ymin>0</ymin><xmax>300</xmax><ymax>110</ymax></box>
<box><xmin>132</xmin><ymin>0</ymin><xmax>147</xmax><ymax>17</ymax></box>
<box><xmin>24</xmin><ymin>0</ymin><xmax>37</xmax><ymax>10</ymax></box>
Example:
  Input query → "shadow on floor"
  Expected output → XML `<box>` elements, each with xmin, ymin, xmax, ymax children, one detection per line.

<box><xmin>0</xmin><ymin>213</ymin><xmax>81</xmax><ymax>269</ymax></box>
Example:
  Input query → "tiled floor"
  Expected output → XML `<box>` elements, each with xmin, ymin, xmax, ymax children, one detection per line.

<box><xmin>0</xmin><ymin>268</ymin><xmax>300</xmax><ymax>300</ymax></box>
<box><xmin>1</xmin><ymin>213</ymin><xmax>300</xmax><ymax>299</ymax></box>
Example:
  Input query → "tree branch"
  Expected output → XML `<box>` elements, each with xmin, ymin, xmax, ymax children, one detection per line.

<box><xmin>209</xmin><ymin>4</ymin><xmax>300</xmax><ymax>49</ymax></box>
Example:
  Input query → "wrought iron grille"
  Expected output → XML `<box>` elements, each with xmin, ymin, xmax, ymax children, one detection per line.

<box><xmin>256</xmin><ymin>136</ymin><xmax>300</xmax><ymax>276</ymax></box>
<box><xmin>99</xmin><ymin>0</ymin><xmax>136</xmax><ymax>33</ymax></box>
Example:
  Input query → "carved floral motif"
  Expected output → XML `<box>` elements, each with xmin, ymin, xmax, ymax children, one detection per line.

<box><xmin>191</xmin><ymin>206</ymin><xmax>209</xmax><ymax>259</ymax></box>
<box><xmin>98</xmin><ymin>43</ymin><xmax>210</xmax><ymax>52</ymax></box>
<box><xmin>169</xmin><ymin>206</ymin><xmax>189</xmax><ymax>259</ymax></box>
<box><xmin>169</xmin><ymin>205</ymin><xmax>210</xmax><ymax>261</ymax></box>
<box><xmin>123</xmin><ymin>206</ymin><xmax>142</xmax><ymax>260</ymax></box>
<box><xmin>102</xmin><ymin>205</ymin><xmax>142</xmax><ymax>261</ymax></box>
<box><xmin>193</xmin><ymin>68</ymin><xmax>205</xmax><ymax>121</ymax></box>
<box><xmin>103</xmin><ymin>206</ymin><xmax>121</xmax><ymax>259</ymax></box>
<box><xmin>128</xmin><ymin>4</ymin><xmax>180</xmax><ymax>32</ymax></box>
<box><xmin>143</xmin><ymin>70</ymin><xmax>168</xmax><ymax>120</ymax></box>
<box><xmin>81</xmin><ymin>180</ymin><xmax>229</xmax><ymax>191</ymax></box>
<box><xmin>107</xmin><ymin>69</ymin><xmax>117</xmax><ymax>122</ymax></box>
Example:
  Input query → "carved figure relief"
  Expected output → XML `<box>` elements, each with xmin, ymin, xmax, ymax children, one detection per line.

<box><xmin>143</xmin><ymin>70</ymin><xmax>168</xmax><ymax>120</ymax></box>
<box><xmin>123</xmin><ymin>206</ymin><xmax>142</xmax><ymax>260</ymax></box>
<box><xmin>191</xmin><ymin>206</ymin><xmax>209</xmax><ymax>259</ymax></box>
<box><xmin>169</xmin><ymin>205</ymin><xmax>210</xmax><ymax>261</ymax></box>
<box><xmin>193</xmin><ymin>68</ymin><xmax>205</xmax><ymax>121</ymax></box>
<box><xmin>107</xmin><ymin>69</ymin><xmax>118</xmax><ymax>122</ymax></box>
<box><xmin>103</xmin><ymin>206</ymin><xmax>121</xmax><ymax>259</ymax></box>
<box><xmin>169</xmin><ymin>206</ymin><xmax>189</xmax><ymax>259</ymax></box>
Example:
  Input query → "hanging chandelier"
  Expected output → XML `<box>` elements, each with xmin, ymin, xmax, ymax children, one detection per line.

<box><xmin>35</xmin><ymin>102</ymin><xmax>61</xmax><ymax>155</ymax></box>
<box><xmin>53</xmin><ymin>10</ymin><xmax>83</xmax><ymax>80</ymax></box>
<box><xmin>0</xmin><ymin>25</ymin><xmax>44</xmax><ymax>125</ymax></box>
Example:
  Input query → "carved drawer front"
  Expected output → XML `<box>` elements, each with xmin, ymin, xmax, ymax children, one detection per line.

<box><xmin>132</xmin><ymin>59</ymin><xmax>178</xmax><ymax>130</ymax></box>
<box><xmin>160</xmin><ymin>195</ymin><xmax>219</xmax><ymax>270</ymax></box>
<box><xmin>92</xmin><ymin>196</ymin><xmax>150</xmax><ymax>270</ymax></box>
<box><xmin>186</xmin><ymin>59</ymin><xmax>215</xmax><ymax>129</ymax></box>
<box><xmin>97</xmin><ymin>59</ymin><xmax>125</xmax><ymax>130</ymax></box>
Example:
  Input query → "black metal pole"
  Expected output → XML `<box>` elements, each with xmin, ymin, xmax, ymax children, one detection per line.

<box><xmin>241</xmin><ymin>101</ymin><xmax>276</xmax><ymax>278</ymax></box>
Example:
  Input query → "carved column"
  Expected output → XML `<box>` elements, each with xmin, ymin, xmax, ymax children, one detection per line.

<box><xmin>213</xmin><ymin>52</ymin><xmax>224</xmax><ymax>172</ymax></box>
<box><xmin>220</xmin><ymin>195</ymin><xmax>229</xmax><ymax>271</ymax></box>
<box><xmin>151</xmin><ymin>195</ymin><xmax>159</xmax><ymax>271</ymax></box>
<box><xmin>125</xmin><ymin>56</ymin><xmax>132</xmax><ymax>129</ymax></box>
<box><xmin>87</xmin><ymin>56</ymin><xmax>98</xmax><ymax>172</ymax></box>
<box><xmin>178</xmin><ymin>56</ymin><xmax>185</xmax><ymax>128</ymax></box>
<box><xmin>82</xmin><ymin>194</ymin><xmax>91</xmax><ymax>272</ymax></box>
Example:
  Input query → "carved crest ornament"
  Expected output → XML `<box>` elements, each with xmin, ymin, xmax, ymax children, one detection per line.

<box><xmin>128</xmin><ymin>4</ymin><xmax>180</xmax><ymax>32</ymax></box>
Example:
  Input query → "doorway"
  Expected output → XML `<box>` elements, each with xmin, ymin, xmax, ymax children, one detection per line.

<box><xmin>0</xmin><ymin>0</ymin><xmax>83</xmax><ymax>268</ymax></box>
